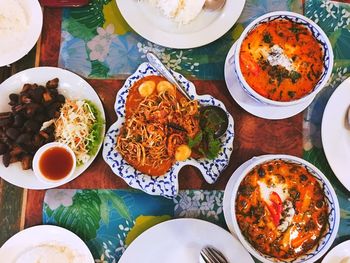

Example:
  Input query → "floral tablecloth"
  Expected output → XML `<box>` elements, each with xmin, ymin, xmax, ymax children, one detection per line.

<box><xmin>47</xmin><ymin>0</ymin><xmax>350</xmax><ymax>262</ymax></box>
<box><xmin>303</xmin><ymin>0</ymin><xmax>350</xmax><ymax>240</ymax></box>
<box><xmin>58</xmin><ymin>0</ymin><xmax>302</xmax><ymax>79</ymax></box>
<box><xmin>43</xmin><ymin>189</ymin><xmax>226</xmax><ymax>263</ymax></box>
<box><xmin>43</xmin><ymin>187</ymin><xmax>350</xmax><ymax>263</ymax></box>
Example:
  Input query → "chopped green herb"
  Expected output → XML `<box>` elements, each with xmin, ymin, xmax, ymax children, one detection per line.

<box><xmin>188</xmin><ymin>131</ymin><xmax>203</xmax><ymax>148</ymax></box>
<box><xmin>204</xmin><ymin>129</ymin><xmax>221</xmax><ymax>160</ymax></box>
<box><xmin>289</xmin><ymin>25</ymin><xmax>301</xmax><ymax>34</ymax></box>
<box><xmin>188</xmin><ymin>107</ymin><xmax>226</xmax><ymax>160</ymax></box>
<box><xmin>288</xmin><ymin>91</ymin><xmax>296</xmax><ymax>98</ymax></box>
<box><xmin>270</xmin><ymin>88</ymin><xmax>277</xmax><ymax>94</ymax></box>
<box><xmin>307</xmin><ymin>71</ymin><xmax>313</xmax><ymax>81</ymax></box>
<box><xmin>263</xmin><ymin>32</ymin><xmax>272</xmax><ymax>44</ymax></box>
<box><xmin>290</xmin><ymin>71</ymin><xmax>301</xmax><ymax>83</ymax></box>
<box><xmin>198</xmin><ymin>147</ymin><xmax>206</xmax><ymax>157</ymax></box>
<box><xmin>310</xmin><ymin>64</ymin><xmax>321</xmax><ymax>78</ymax></box>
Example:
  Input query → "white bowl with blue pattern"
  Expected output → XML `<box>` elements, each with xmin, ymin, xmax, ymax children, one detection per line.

<box><xmin>234</xmin><ymin>11</ymin><xmax>334</xmax><ymax>107</ymax></box>
<box><xmin>225</xmin><ymin>154</ymin><xmax>340</xmax><ymax>263</ymax></box>
<box><xmin>102</xmin><ymin>62</ymin><xmax>235</xmax><ymax>198</ymax></box>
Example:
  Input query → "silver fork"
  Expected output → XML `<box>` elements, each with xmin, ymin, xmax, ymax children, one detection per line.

<box><xmin>199</xmin><ymin>246</ymin><xmax>229</xmax><ymax>263</ymax></box>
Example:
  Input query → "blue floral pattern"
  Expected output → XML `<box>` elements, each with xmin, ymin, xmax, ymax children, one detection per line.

<box><xmin>58</xmin><ymin>31</ymin><xmax>92</xmax><ymax>76</ymax></box>
<box><xmin>102</xmin><ymin>62</ymin><xmax>235</xmax><ymax>198</ymax></box>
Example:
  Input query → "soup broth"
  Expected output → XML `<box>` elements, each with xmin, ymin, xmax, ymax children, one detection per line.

<box><xmin>239</xmin><ymin>18</ymin><xmax>325</xmax><ymax>101</ymax></box>
<box><xmin>235</xmin><ymin>159</ymin><xmax>329</xmax><ymax>260</ymax></box>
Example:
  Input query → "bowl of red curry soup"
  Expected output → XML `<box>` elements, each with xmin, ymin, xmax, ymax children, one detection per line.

<box><xmin>225</xmin><ymin>154</ymin><xmax>339</xmax><ymax>263</ymax></box>
<box><xmin>234</xmin><ymin>11</ymin><xmax>333</xmax><ymax>106</ymax></box>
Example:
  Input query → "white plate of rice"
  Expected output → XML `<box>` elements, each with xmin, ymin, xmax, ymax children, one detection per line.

<box><xmin>0</xmin><ymin>0</ymin><xmax>43</xmax><ymax>66</ymax></box>
<box><xmin>0</xmin><ymin>225</ymin><xmax>94</xmax><ymax>263</ymax></box>
<box><xmin>116</xmin><ymin>0</ymin><xmax>246</xmax><ymax>49</ymax></box>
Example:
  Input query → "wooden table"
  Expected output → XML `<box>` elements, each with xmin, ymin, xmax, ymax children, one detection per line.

<box><xmin>0</xmin><ymin>7</ymin><xmax>303</xmax><ymax>246</ymax></box>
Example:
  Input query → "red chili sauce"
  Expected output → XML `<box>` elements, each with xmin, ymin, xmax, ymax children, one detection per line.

<box><xmin>39</xmin><ymin>147</ymin><xmax>74</xmax><ymax>181</ymax></box>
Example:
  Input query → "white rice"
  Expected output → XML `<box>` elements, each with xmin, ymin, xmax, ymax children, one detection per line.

<box><xmin>15</xmin><ymin>243</ymin><xmax>89</xmax><ymax>263</ymax></box>
<box><xmin>150</xmin><ymin>0</ymin><xmax>205</xmax><ymax>25</ymax></box>
<box><xmin>0</xmin><ymin>0</ymin><xmax>27</xmax><ymax>37</ymax></box>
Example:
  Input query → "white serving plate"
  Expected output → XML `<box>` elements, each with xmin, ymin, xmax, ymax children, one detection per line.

<box><xmin>0</xmin><ymin>67</ymin><xmax>105</xmax><ymax>189</ymax></box>
<box><xmin>0</xmin><ymin>0</ymin><xmax>43</xmax><ymax>66</ymax></box>
<box><xmin>116</xmin><ymin>0</ymin><xmax>246</xmax><ymax>49</ymax></box>
<box><xmin>0</xmin><ymin>225</ymin><xmax>94</xmax><ymax>262</ymax></box>
<box><xmin>322</xmin><ymin>240</ymin><xmax>350</xmax><ymax>263</ymax></box>
<box><xmin>322</xmin><ymin>77</ymin><xmax>350</xmax><ymax>192</ymax></box>
<box><xmin>119</xmin><ymin>218</ymin><xmax>254</xmax><ymax>263</ymax></box>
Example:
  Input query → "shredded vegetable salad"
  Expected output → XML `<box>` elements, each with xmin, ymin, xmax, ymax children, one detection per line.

<box><xmin>54</xmin><ymin>99</ymin><xmax>103</xmax><ymax>165</ymax></box>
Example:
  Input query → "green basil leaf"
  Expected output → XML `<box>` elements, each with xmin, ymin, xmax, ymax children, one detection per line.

<box><xmin>188</xmin><ymin>131</ymin><xmax>203</xmax><ymax>148</ymax></box>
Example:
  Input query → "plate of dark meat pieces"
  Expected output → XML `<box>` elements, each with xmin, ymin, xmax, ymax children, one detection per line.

<box><xmin>0</xmin><ymin>67</ymin><xmax>105</xmax><ymax>189</ymax></box>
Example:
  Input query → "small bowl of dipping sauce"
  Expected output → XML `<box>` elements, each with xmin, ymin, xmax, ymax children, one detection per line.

<box><xmin>33</xmin><ymin>142</ymin><xmax>76</xmax><ymax>184</ymax></box>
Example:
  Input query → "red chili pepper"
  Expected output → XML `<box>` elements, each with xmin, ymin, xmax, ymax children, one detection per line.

<box><xmin>266</xmin><ymin>191</ymin><xmax>283</xmax><ymax>226</ymax></box>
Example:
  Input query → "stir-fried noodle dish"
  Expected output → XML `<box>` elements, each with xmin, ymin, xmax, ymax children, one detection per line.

<box><xmin>116</xmin><ymin>76</ymin><xmax>201</xmax><ymax>176</ymax></box>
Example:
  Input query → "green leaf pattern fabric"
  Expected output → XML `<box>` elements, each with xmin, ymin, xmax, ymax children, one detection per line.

<box><xmin>303</xmin><ymin>0</ymin><xmax>350</xmax><ymax>240</ymax></box>
<box><xmin>43</xmin><ymin>189</ymin><xmax>225</xmax><ymax>263</ymax></box>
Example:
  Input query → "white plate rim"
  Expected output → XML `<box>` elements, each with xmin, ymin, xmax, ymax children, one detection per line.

<box><xmin>322</xmin><ymin>240</ymin><xmax>350</xmax><ymax>263</ymax></box>
<box><xmin>119</xmin><ymin>218</ymin><xmax>254</xmax><ymax>263</ymax></box>
<box><xmin>0</xmin><ymin>225</ymin><xmax>94</xmax><ymax>262</ymax></box>
<box><xmin>0</xmin><ymin>0</ymin><xmax>43</xmax><ymax>67</ymax></box>
<box><xmin>224</xmin><ymin>42</ymin><xmax>314</xmax><ymax>120</ymax></box>
<box><xmin>0</xmin><ymin>66</ymin><xmax>106</xmax><ymax>190</ymax></box>
<box><xmin>321</xmin><ymin>77</ymin><xmax>350</xmax><ymax>192</ymax></box>
<box><xmin>116</xmin><ymin>0</ymin><xmax>246</xmax><ymax>49</ymax></box>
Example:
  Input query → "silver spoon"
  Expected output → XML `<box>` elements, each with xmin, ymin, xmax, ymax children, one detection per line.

<box><xmin>199</xmin><ymin>246</ymin><xmax>229</xmax><ymax>263</ymax></box>
<box><xmin>204</xmin><ymin>0</ymin><xmax>226</xmax><ymax>11</ymax></box>
<box><xmin>146</xmin><ymin>52</ymin><xmax>229</xmax><ymax>138</ymax></box>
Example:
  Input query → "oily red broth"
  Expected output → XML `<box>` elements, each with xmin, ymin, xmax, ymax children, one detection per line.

<box><xmin>239</xmin><ymin>18</ymin><xmax>325</xmax><ymax>101</ymax></box>
<box><xmin>235</xmin><ymin>159</ymin><xmax>329</xmax><ymax>260</ymax></box>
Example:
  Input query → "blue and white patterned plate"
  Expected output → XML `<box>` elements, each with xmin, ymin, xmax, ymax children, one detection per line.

<box><xmin>234</xmin><ymin>11</ymin><xmax>334</xmax><ymax>107</ymax></box>
<box><xmin>102</xmin><ymin>62</ymin><xmax>234</xmax><ymax>198</ymax></box>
